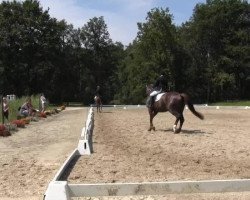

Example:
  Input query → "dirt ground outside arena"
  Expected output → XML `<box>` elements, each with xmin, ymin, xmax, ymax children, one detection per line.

<box><xmin>0</xmin><ymin>107</ymin><xmax>88</xmax><ymax>200</ymax></box>
<box><xmin>66</xmin><ymin>107</ymin><xmax>250</xmax><ymax>200</ymax></box>
<box><xmin>0</xmin><ymin>106</ymin><xmax>250</xmax><ymax>200</ymax></box>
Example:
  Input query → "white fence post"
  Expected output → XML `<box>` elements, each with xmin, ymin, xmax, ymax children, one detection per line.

<box><xmin>78</xmin><ymin>107</ymin><xmax>94</xmax><ymax>155</ymax></box>
<box><xmin>44</xmin><ymin>181</ymin><xmax>70</xmax><ymax>200</ymax></box>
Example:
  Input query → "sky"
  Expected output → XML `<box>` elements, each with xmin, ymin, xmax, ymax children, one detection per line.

<box><xmin>2</xmin><ymin>0</ymin><xmax>208</xmax><ymax>45</ymax></box>
<box><xmin>36</xmin><ymin>0</ymin><xmax>209</xmax><ymax>46</ymax></box>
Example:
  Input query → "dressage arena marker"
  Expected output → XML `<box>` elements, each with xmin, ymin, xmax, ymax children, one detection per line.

<box><xmin>44</xmin><ymin>105</ymin><xmax>250</xmax><ymax>200</ymax></box>
<box><xmin>77</xmin><ymin>107</ymin><xmax>94</xmax><ymax>155</ymax></box>
<box><xmin>44</xmin><ymin>106</ymin><xmax>95</xmax><ymax>200</ymax></box>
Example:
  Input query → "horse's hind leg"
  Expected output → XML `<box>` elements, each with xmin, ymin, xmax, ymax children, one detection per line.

<box><xmin>173</xmin><ymin>118</ymin><xmax>179</xmax><ymax>133</ymax></box>
<box><xmin>170</xmin><ymin>111</ymin><xmax>184</xmax><ymax>133</ymax></box>
<box><xmin>175</xmin><ymin>115</ymin><xmax>184</xmax><ymax>133</ymax></box>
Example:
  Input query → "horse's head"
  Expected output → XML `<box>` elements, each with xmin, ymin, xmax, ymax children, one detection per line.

<box><xmin>146</xmin><ymin>84</ymin><xmax>153</xmax><ymax>96</ymax></box>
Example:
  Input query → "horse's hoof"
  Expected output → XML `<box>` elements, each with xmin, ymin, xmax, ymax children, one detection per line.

<box><xmin>148</xmin><ymin>128</ymin><xmax>151</xmax><ymax>131</ymax></box>
<box><xmin>152</xmin><ymin>127</ymin><xmax>156</xmax><ymax>131</ymax></box>
<box><xmin>174</xmin><ymin>129</ymin><xmax>181</xmax><ymax>134</ymax></box>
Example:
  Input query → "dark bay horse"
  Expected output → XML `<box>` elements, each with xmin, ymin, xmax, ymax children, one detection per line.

<box><xmin>94</xmin><ymin>95</ymin><xmax>102</xmax><ymax>113</ymax></box>
<box><xmin>146</xmin><ymin>84</ymin><xmax>204</xmax><ymax>133</ymax></box>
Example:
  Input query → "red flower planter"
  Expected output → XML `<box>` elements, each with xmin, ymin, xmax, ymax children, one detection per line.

<box><xmin>11</xmin><ymin>120</ymin><xmax>26</xmax><ymax>128</ymax></box>
<box><xmin>0</xmin><ymin>130</ymin><xmax>11</xmax><ymax>137</ymax></box>
<box><xmin>39</xmin><ymin>112</ymin><xmax>47</xmax><ymax>118</ymax></box>
<box><xmin>0</xmin><ymin>124</ymin><xmax>6</xmax><ymax>131</ymax></box>
<box><xmin>0</xmin><ymin>125</ymin><xmax>11</xmax><ymax>136</ymax></box>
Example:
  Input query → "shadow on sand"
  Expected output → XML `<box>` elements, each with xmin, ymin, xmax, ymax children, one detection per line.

<box><xmin>59</xmin><ymin>155</ymin><xmax>81</xmax><ymax>181</ymax></box>
<box><xmin>158</xmin><ymin>128</ymin><xmax>209</xmax><ymax>135</ymax></box>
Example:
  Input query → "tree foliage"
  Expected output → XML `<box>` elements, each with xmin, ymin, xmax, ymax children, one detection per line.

<box><xmin>0</xmin><ymin>0</ymin><xmax>249</xmax><ymax>105</ymax></box>
<box><xmin>0</xmin><ymin>1</ymin><xmax>124</xmax><ymax>104</ymax></box>
<box><xmin>116</xmin><ymin>0</ymin><xmax>250</xmax><ymax>104</ymax></box>
<box><xmin>179</xmin><ymin>0</ymin><xmax>250</xmax><ymax>102</ymax></box>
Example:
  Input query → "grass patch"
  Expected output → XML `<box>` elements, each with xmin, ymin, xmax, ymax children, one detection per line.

<box><xmin>209</xmin><ymin>101</ymin><xmax>250</xmax><ymax>106</ymax></box>
<box><xmin>64</xmin><ymin>102</ymin><xmax>84</xmax><ymax>107</ymax></box>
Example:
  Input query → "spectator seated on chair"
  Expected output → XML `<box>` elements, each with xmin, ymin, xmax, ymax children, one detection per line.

<box><xmin>19</xmin><ymin>98</ymin><xmax>36</xmax><ymax>117</ymax></box>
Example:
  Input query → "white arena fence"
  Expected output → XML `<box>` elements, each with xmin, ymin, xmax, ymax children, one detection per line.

<box><xmin>44</xmin><ymin>105</ymin><xmax>250</xmax><ymax>200</ymax></box>
<box><xmin>91</xmin><ymin>104</ymin><xmax>250</xmax><ymax>110</ymax></box>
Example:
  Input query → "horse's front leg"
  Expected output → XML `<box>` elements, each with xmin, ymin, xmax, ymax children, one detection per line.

<box><xmin>148</xmin><ymin>110</ymin><xmax>157</xmax><ymax>131</ymax></box>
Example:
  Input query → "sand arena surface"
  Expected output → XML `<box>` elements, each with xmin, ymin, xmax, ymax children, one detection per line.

<box><xmin>66</xmin><ymin>107</ymin><xmax>250</xmax><ymax>199</ymax></box>
<box><xmin>0</xmin><ymin>106</ymin><xmax>250</xmax><ymax>200</ymax></box>
<box><xmin>67</xmin><ymin>107</ymin><xmax>250</xmax><ymax>183</ymax></box>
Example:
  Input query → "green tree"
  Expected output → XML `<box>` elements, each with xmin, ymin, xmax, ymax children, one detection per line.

<box><xmin>80</xmin><ymin>16</ymin><xmax>124</xmax><ymax>104</ymax></box>
<box><xmin>180</xmin><ymin>0</ymin><xmax>250</xmax><ymax>101</ymax></box>
<box><xmin>0</xmin><ymin>0</ymin><xmax>84</xmax><ymax>103</ymax></box>
<box><xmin>0</xmin><ymin>0</ymin><xmax>63</xmax><ymax>98</ymax></box>
<box><xmin>116</xmin><ymin>8</ymin><xmax>184</xmax><ymax>104</ymax></box>
<box><xmin>137</xmin><ymin>8</ymin><xmax>177</xmax><ymax>86</ymax></box>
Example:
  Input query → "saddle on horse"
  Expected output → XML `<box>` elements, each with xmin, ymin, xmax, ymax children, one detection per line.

<box><xmin>146</xmin><ymin>90</ymin><xmax>164</xmax><ymax>108</ymax></box>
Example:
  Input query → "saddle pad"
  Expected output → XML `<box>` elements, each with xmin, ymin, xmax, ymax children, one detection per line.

<box><xmin>155</xmin><ymin>93</ymin><xmax>165</xmax><ymax>102</ymax></box>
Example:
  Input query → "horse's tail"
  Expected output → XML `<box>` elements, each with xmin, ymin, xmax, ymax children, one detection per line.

<box><xmin>181</xmin><ymin>93</ymin><xmax>204</xmax><ymax>120</ymax></box>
